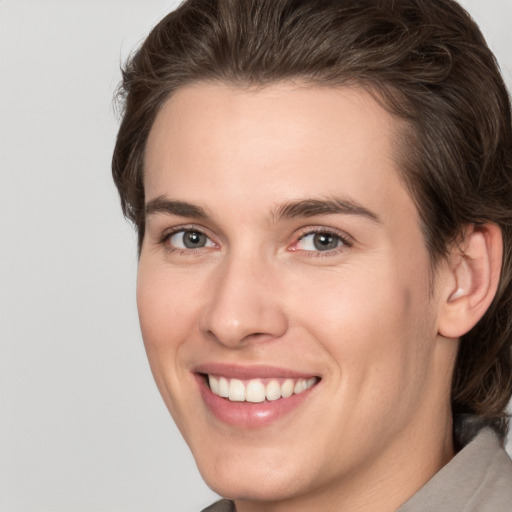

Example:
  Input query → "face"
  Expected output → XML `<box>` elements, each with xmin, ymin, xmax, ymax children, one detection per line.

<box><xmin>139</xmin><ymin>82</ymin><xmax>457</xmax><ymax>509</ymax></box>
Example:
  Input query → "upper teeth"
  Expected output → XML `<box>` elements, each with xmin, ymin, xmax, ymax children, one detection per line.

<box><xmin>208</xmin><ymin>375</ymin><xmax>317</xmax><ymax>403</ymax></box>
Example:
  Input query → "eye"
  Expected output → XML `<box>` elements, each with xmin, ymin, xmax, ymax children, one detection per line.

<box><xmin>167</xmin><ymin>229</ymin><xmax>215</xmax><ymax>249</ymax></box>
<box><xmin>295</xmin><ymin>231</ymin><xmax>347</xmax><ymax>252</ymax></box>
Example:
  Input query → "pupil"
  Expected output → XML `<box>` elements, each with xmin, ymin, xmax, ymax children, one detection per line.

<box><xmin>184</xmin><ymin>231</ymin><xmax>206</xmax><ymax>248</ymax></box>
<box><xmin>313</xmin><ymin>233</ymin><xmax>338</xmax><ymax>251</ymax></box>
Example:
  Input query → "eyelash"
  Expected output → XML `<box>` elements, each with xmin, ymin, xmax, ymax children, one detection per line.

<box><xmin>292</xmin><ymin>227</ymin><xmax>353</xmax><ymax>257</ymax></box>
<box><xmin>157</xmin><ymin>226</ymin><xmax>352</xmax><ymax>257</ymax></box>
<box><xmin>158</xmin><ymin>225</ymin><xmax>217</xmax><ymax>254</ymax></box>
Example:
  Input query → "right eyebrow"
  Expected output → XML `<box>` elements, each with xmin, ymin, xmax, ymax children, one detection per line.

<box><xmin>145</xmin><ymin>196</ymin><xmax>208</xmax><ymax>219</ymax></box>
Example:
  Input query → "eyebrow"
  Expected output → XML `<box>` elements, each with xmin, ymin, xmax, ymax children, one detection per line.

<box><xmin>145</xmin><ymin>196</ymin><xmax>208</xmax><ymax>218</ymax></box>
<box><xmin>144</xmin><ymin>196</ymin><xmax>380</xmax><ymax>223</ymax></box>
<box><xmin>273</xmin><ymin>198</ymin><xmax>380</xmax><ymax>223</ymax></box>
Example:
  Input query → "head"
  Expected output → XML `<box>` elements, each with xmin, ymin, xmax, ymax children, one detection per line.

<box><xmin>112</xmin><ymin>0</ymin><xmax>512</xmax><ymax>506</ymax></box>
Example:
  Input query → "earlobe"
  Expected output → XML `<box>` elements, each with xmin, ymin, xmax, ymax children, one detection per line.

<box><xmin>438</xmin><ymin>224</ymin><xmax>503</xmax><ymax>339</ymax></box>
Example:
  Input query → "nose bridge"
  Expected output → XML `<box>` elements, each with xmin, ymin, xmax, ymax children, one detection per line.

<box><xmin>199</xmin><ymin>246</ymin><xmax>288</xmax><ymax>347</ymax></box>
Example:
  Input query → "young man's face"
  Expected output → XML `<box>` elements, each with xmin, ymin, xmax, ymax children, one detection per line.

<box><xmin>138</xmin><ymin>82</ymin><xmax>458</xmax><ymax>509</ymax></box>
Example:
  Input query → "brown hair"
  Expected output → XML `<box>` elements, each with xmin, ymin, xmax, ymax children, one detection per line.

<box><xmin>112</xmin><ymin>0</ymin><xmax>512</xmax><ymax>437</ymax></box>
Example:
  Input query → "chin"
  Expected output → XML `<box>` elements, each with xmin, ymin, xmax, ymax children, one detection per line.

<box><xmin>204</xmin><ymin>475</ymin><xmax>301</xmax><ymax>504</ymax></box>
<box><xmin>194</xmin><ymin>447</ymin><xmax>308</xmax><ymax>503</ymax></box>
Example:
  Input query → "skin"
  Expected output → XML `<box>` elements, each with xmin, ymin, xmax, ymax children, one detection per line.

<box><xmin>138</xmin><ymin>82</ymin><xmax>462</xmax><ymax>511</ymax></box>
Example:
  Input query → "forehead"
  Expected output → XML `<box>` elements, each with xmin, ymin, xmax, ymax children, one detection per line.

<box><xmin>144</xmin><ymin>81</ymin><xmax>417</xmax><ymax>227</ymax></box>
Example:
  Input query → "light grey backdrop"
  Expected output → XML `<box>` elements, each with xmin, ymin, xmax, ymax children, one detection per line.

<box><xmin>1</xmin><ymin>1</ymin><xmax>511</xmax><ymax>511</ymax></box>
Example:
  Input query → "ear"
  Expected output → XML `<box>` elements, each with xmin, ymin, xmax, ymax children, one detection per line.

<box><xmin>438</xmin><ymin>223</ymin><xmax>503</xmax><ymax>339</ymax></box>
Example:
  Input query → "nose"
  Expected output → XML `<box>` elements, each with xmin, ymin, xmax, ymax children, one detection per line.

<box><xmin>199</xmin><ymin>252</ymin><xmax>288</xmax><ymax>348</ymax></box>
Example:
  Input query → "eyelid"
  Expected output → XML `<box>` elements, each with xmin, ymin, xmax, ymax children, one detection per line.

<box><xmin>158</xmin><ymin>224</ymin><xmax>219</xmax><ymax>250</ymax></box>
<box><xmin>154</xmin><ymin>223</ymin><xmax>352</xmax><ymax>256</ymax></box>
<box><xmin>289</xmin><ymin>226</ymin><xmax>353</xmax><ymax>254</ymax></box>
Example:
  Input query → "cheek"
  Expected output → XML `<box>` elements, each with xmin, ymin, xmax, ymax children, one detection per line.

<box><xmin>136</xmin><ymin>261</ymin><xmax>218</xmax><ymax>441</ymax></box>
<box><xmin>292</xmin><ymin>260</ymin><xmax>435</xmax><ymax>395</ymax></box>
<box><xmin>136</xmin><ymin>262</ymin><xmax>201</xmax><ymax>399</ymax></box>
<box><xmin>137</xmin><ymin>262</ymin><xmax>198</xmax><ymax>346</ymax></box>
<box><xmin>296</xmin><ymin>263</ymin><xmax>423</xmax><ymax>336</ymax></box>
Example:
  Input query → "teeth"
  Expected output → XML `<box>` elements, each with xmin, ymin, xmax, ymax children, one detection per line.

<box><xmin>209</xmin><ymin>375</ymin><xmax>220</xmax><ymax>395</ymax></box>
<box><xmin>208</xmin><ymin>375</ymin><xmax>317</xmax><ymax>402</ymax></box>
<box><xmin>294</xmin><ymin>379</ymin><xmax>307</xmax><ymax>394</ymax></box>
<box><xmin>266</xmin><ymin>380</ymin><xmax>281</xmax><ymax>401</ymax></box>
<box><xmin>219</xmin><ymin>377</ymin><xmax>229</xmax><ymax>398</ymax></box>
<box><xmin>246</xmin><ymin>380</ymin><xmax>266</xmax><ymax>403</ymax></box>
<box><xmin>229</xmin><ymin>379</ymin><xmax>245</xmax><ymax>401</ymax></box>
<box><xmin>281</xmin><ymin>379</ymin><xmax>294</xmax><ymax>398</ymax></box>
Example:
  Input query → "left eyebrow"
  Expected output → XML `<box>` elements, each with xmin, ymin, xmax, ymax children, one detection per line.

<box><xmin>273</xmin><ymin>198</ymin><xmax>381</xmax><ymax>223</ymax></box>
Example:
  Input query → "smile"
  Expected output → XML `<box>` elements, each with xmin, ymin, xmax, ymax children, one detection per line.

<box><xmin>195</xmin><ymin>365</ymin><xmax>321</xmax><ymax>427</ymax></box>
<box><xmin>208</xmin><ymin>375</ymin><xmax>318</xmax><ymax>403</ymax></box>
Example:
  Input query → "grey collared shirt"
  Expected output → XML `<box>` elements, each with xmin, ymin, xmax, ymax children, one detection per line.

<box><xmin>397</xmin><ymin>427</ymin><xmax>512</xmax><ymax>511</ymax></box>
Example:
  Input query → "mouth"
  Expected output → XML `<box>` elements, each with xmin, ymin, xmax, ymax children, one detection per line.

<box><xmin>194</xmin><ymin>365</ymin><xmax>321</xmax><ymax>428</ymax></box>
<box><xmin>205</xmin><ymin>374</ymin><xmax>318</xmax><ymax>402</ymax></box>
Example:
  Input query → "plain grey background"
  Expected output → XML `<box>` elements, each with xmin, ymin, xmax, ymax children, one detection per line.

<box><xmin>1</xmin><ymin>1</ymin><xmax>511</xmax><ymax>511</ymax></box>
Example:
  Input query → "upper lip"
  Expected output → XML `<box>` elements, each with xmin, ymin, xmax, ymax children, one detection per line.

<box><xmin>193</xmin><ymin>363</ymin><xmax>319</xmax><ymax>380</ymax></box>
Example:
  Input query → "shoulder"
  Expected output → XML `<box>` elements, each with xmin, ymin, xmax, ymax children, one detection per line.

<box><xmin>399</xmin><ymin>427</ymin><xmax>512</xmax><ymax>512</ymax></box>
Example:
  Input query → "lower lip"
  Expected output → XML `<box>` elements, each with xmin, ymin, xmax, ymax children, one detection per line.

<box><xmin>197</xmin><ymin>375</ymin><xmax>316</xmax><ymax>428</ymax></box>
